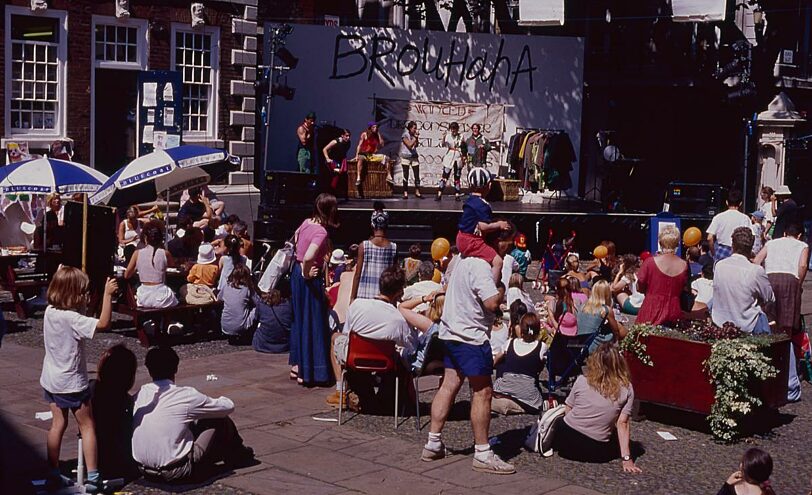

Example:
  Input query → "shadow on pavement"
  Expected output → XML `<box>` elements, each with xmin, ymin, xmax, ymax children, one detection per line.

<box><xmin>0</xmin><ymin>411</ymin><xmax>47</xmax><ymax>495</ymax></box>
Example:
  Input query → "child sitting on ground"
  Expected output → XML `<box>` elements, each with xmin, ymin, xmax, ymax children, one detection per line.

<box><xmin>41</xmin><ymin>267</ymin><xmax>117</xmax><ymax>492</ymax></box>
<box><xmin>186</xmin><ymin>243</ymin><xmax>220</xmax><ymax>288</ymax></box>
<box><xmin>456</xmin><ymin>167</ymin><xmax>510</xmax><ymax>283</ymax></box>
<box><xmin>218</xmin><ymin>263</ymin><xmax>257</xmax><ymax>345</ymax></box>
<box><xmin>691</xmin><ymin>263</ymin><xmax>714</xmax><ymax>311</ymax></box>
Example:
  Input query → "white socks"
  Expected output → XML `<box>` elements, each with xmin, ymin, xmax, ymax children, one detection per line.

<box><xmin>425</xmin><ymin>432</ymin><xmax>443</xmax><ymax>451</ymax></box>
<box><xmin>474</xmin><ymin>443</ymin><xmax>492</xmax><ymax>462</ymax></box>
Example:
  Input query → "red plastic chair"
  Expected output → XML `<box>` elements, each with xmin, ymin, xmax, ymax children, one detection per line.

<box><xmin>338</xmin><ymin>332</ymin><xmax>401</xmax><ymax>428</ymax></box>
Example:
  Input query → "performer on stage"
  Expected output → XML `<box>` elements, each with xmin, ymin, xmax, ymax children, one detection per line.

<box><xmin>399</xmin><ymin>121</ymin><xmax>422</xmax><ymax>199</ymax></box>
<box><xmin>354</xmin><ymin>122</ymin><xmax>390</xmax><ymax>196</ymax></box>
<box><xmin>463</xmin><ymin>123</ymin><xmax>491</xmax><ymax>171</ymax></box>
<box><xmin>323</xmin><ymin>129</ymin><xmax>351</xmax><ymax>172</ymax></box>
<box><xmin>436</xmin><ymin>122</ymin><xmax>464</xmax><ymax>202</ymax></box>
<box><xmin>296</xmin><ymin>112</ymin><xmax>316</xmax><ymax>173</ymax></box>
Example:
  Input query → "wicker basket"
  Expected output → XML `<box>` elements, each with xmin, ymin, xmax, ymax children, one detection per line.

<box><xmin>347</xmin><ymin>159</ymin><xmax>393</xmax><ymax>198</ymax></box>
<box><xmin>491</xmin><ymin>179</ymin><xmax>521</xmax><ymax>201</ymax></box>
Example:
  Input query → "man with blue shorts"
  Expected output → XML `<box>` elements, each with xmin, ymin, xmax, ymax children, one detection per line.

<box><xmin>421</xmin><ymin>222</ymin><xmax>516</xmax><ymax>475</ymax></box>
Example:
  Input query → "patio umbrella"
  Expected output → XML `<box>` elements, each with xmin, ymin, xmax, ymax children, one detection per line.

<box><xmin>0</xmin><ymin>157</ymin><xmax>108</xmax><ymax>195</ymax></box>
<box><xmin>90</xmin><ymin>145</ymin><xmax>234</xmax><ymax>207</ymax></box>
<box><xmin>0</xmin><ymin>157</ymin><xmax>109</xmax><ymax>271</ymax></box>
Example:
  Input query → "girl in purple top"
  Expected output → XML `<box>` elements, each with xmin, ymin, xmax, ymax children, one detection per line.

<box><xmin>289</xmin><ymin>193</ymin><xmax>339</xmax><ymax>385</ymax></box>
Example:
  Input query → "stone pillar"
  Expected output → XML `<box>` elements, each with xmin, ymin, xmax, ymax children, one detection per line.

<box><xmin>228</xmin><ymin>1</ymin><xmax>259</xmax><ymax>185</ymax></box>
<box><xmin>755</xmin><ymin>93</ymin><xmax>805</xmax><ymax>202</ymax></box>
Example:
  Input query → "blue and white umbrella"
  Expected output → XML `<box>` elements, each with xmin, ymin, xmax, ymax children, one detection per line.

<box><xmin>90</xmin><ymin>145</ymin><xmax>234</xmax><ymax>207</ymax></box>
<box><xmin>0</xmin><ymin>157</ymin><xmax>108</xmax><ymax>195</ymax></box>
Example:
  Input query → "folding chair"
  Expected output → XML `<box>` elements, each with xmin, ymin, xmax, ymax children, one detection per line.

<box><xmin>545</xmin><ymin>331</ymin><xmax>599</xmax><ymax>397</ymax></box>
<box><xmin>412</xmin><ymin>335</ymin><xmax>445</xmax><ymax>431</ymax></box>
<box><xmin>338</xmin><ymin>332</ymin><xmax>401</xmax><ymax>428</ymax></box>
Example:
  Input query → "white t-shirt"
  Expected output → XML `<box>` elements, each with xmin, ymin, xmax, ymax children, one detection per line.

<box><xmin>440</xmin><ymin>257</ymin><xmax>500</xmax><ymax>345</ymax></box>
<box><xmin>763</xmin><ymin>237</ymin><xmax>808</xmax><ymax>278</ymax></box>
<box><xmin>345</xmin><ymin>298</ymin><xmax>417</xmax><ymax>358</ymax></box>
<box><xmin>501</xmin><ymin>254</ymin><xmax>517</xmax><ymax>289</ymax></box>
<box><xmin>40</xmin><ymin>306</ymin><xmax>98</xmax><ymax>394</ymax></box>
<box><xmin>490</xmin><ymin>321</ymin><xmax>510</xmax><ymax>357</ymax></box>
<box><xmin>706</xmin><ymin>209</ymin><xmax>750</xmax><ymax>247</ymax></box>
<box><xmin>759</xmin><ymin>200</ymin><xmax>774</xmax><ymax>224</ymax></box>
<box><xmin>507</xmin><ymin>286</ymin><xmax>536</xmax><ymax>314</ymax></box>
<box><xmin>691</xmin><ymin>277</ymin><xmax>714</xmax><ymax>305</ymax></box>
<box><xmin>399</xmin><ymin>131</ymin><xmax>417</xmax><ymax>158</ymax></box>
<box><xmin>402</xmin><ymin>280</ymin><xmax>442</xmax><ymax>313</ymax></box>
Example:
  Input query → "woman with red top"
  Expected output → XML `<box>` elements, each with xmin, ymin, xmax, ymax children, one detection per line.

<box><xmin>354</xmin><ymin>122</ymin><xmax>390</xmax><ymax>195</ymax></box>
<box><xmin>636</xmin><ymin>226</ymin><xmax>689</xmax><ymax>326</ymax></box>
<box><xmin>289</xmin><ymin>193</ymin><xmax>339</xmax><ymax>385</ymax></box>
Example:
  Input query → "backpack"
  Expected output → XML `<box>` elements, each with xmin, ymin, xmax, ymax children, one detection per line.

<box><xmin>180</xmin><ymin>284</ymin><xmax>216</xmax><ymax>305</ymax></box>
<box><xmin>524</xmin><ymin>404</ymin><xmax>566</xmax><ymax>456</ymax></box>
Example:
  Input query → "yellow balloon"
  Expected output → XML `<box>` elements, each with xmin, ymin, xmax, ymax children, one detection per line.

<box><xmin>431</xmin><ymin>237</ymin><xmax>450</xmax><ymax>261</ymax></box>
<box><xmin>683</xmin><ymin>227</ymin><xmax>702</xmax><ymax>247</ymax></box>
<box><xmin>593</xmin><ymin>245</ymin><xmax>608</xmax><ymax>259</ymax></box>
<box><xmin>432</xmin><ymin>268</ymin><xmax>442</xmax><ymax>284</ymax></box>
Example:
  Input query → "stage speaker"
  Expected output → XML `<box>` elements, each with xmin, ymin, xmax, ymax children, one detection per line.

<box><xmin>664</xmin><ymin>182</ymin><xmax>723</xmax><ymax>217</ymax></box>
<box><xmin>63</xmin><ymin>201</ymin><xmax>117</xmax><ymax>287</ymax></box>
<box><xmin>262</xmin><ymin>171</ymin><xmax>320</xmax><ymax>207</ymax></box>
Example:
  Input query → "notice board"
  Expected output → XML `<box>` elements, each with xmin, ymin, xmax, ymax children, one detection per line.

<box><xmin>137</xmin><ymin>71</ymin><xmax>183</xmax><ymax>156</ymax></box>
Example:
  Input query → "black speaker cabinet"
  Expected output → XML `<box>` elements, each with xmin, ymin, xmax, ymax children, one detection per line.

<box><xmin>263</xmin><ymin>171</ymin><xmax>320</xmax><ymax>207</ymax></box>
<box><xmin>63</xmin><ymin>201</ymin><xmax>116</xmax><ymax>286</ymax></box>
<box><xmin>664</xmin><ymin>182</ymin><xmax>723</xmax><ymax>217</ymax></box>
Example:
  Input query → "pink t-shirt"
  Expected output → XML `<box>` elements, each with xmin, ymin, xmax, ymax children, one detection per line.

<box><xmin>295</xmin><ymin>220</ymin><xmax>329</xmax><ymax>263</ymax></box>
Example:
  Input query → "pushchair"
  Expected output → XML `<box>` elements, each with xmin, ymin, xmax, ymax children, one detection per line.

<box><xmin>532</xmin><ymin>227</ymin><xmax>576</xmax><ymax>292</ymax></box>
<box><xmin>544</xmin><ymin>329</ymin><xmax>600</xmax><ymax>404</ymax></box>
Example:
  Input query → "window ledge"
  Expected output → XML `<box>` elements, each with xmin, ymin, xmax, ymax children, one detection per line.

<box><xmin>2</xmin><ymin>136</ymin><xmax>73</xmax><ymax>149</ymax></box>
<box><xmin>181</xmin><ymin>136</ymin><xmax>225</xmax><ymax>148</ymax></box>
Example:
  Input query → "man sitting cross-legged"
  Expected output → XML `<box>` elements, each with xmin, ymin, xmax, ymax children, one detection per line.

<box><xmin>132</xmin><ymin>346</ymin><xmax>254</xmax><ymax>483</ymax></box>
<box><xmin>327</xmin><ymin>267</ymin><xmax>417</xmax><ymax>410</ymax></box>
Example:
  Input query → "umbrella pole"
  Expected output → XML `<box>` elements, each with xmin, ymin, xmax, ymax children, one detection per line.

<box><xmin>165</xmin><ymin>188</ymin><xmax>169</xmax><ymax>237</ymax></box>
<box><xmin>82</xmin><ymin>193</ymin><xmax>88</xmax><ymax>273</ymax></box>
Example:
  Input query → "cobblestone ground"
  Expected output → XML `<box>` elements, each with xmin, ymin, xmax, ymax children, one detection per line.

<box><xmin>3</xmin><ymin>277</ymin><xmax>811</xmax><ymax>495</ymax></box>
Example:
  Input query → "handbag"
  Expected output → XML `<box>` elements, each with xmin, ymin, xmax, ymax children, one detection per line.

<box><xmin>180</xmin><ymin>284</ymin><xmax>216</xmax><ymax>305</ymax></box>
<box><xmin>258</xmin><ymin>232</ymin><xmax>297</xmax><ymax>292</ymax></box>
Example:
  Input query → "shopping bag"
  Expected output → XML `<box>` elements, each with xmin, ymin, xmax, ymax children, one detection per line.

<box><xmin>258</xmin><ymin>238</ymin><xmax>295</xmax><ymax>292</ymax></box>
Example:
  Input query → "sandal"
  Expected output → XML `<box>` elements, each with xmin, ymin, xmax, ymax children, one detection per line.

<box><xmin>289</xmin><ymin>368</ymin><xmax>299</xmax><ymax>380</ymax></box>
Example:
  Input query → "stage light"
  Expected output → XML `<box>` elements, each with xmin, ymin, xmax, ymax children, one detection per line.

<box><xmin>272</xmin><ymin>83</ymin><xmax>295</xmax><ymax>100</ymax></box>
<box><xmin>275</xmin><ymin>47</ymin><xmax>299</xmax><ymax>70</ymax></box>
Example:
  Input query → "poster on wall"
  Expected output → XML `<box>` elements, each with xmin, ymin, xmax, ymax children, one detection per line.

<box><xmin>137</xmin><ymin>71</ymin><xmax>183</xmax><ymax>156</ymax></box>
<box><xmin>6</xmin><ymin>142</ymin><xmax>31</xmax><ymax>164</ymax></box>
<box><xmin>262</xmin><ymin>24</ymin><xmax>584</xmax><ymax>192</ymax></box>
<box><xmin>375</xmin><ymin>99</ymin><xmax>504</xmax><ymax>185</ymax></box>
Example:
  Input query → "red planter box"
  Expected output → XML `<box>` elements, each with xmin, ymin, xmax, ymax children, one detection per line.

<box><xmin>625</xmin><ymin>334</ymin><xmax>790</xmax><ymax>415</ymax></box>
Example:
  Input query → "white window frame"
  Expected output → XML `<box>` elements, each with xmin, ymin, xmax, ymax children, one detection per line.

<box><xmin>170</xmin><ymin>23</ymin><xmax>220</xmax><ymax>142</ymax></box>
<box><xmin>91</xmin><ymin>15</ymin><xmax>149</xmax><ymax>69</ymax></box>
<box><xmin>4</xmin><ymin>5</ymin><xmax>68</xmax><ymax>139</ymax></box>
<box><xmin>90</xmin><ymin>15</ymin><xmax>148</xmax><ymax>169</ymax></box>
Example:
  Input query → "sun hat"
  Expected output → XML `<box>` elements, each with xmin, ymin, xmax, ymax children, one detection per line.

<box><xmin>774</xmin><ymin>185</ymin><xmax>792</xmax><ymax>196</ymax></box>
<box><xmin>751</xmin><ymin>210</ymin><xmax>765</xmax><ymax>220</ymax></box>
<box><xmin>196</xmin><ymin>243</ymin><xmax>216</xmax><ymax>265</ymax></box>
<box><xmin>330</xmin><ymin>249</ymin><xmax>346</xmax><ymax>265</ymax></box>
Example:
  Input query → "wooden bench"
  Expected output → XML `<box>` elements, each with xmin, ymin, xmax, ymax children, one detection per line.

<box><xmin>114</xmin><ymin>278</ymin><xmax>223</xmax><ymax>346</ymax></box>
<box><xmin>0</xmin><ymin>253</ymin><xmax>50</xmax><ymax>318</ymax></box>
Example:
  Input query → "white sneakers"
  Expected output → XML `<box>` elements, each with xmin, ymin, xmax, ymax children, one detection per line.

<box><xmin>471</xmin><ymin>451</ymin><xmax>516</xmax><ymax>475</ymax></box>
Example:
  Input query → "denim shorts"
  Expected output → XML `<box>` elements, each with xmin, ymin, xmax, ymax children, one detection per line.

<box><xmin>443</xmin><ymin>340</ymin><xmax>493</xmax><ymax>377</ymax></box>
<box><xmin>43</xmin><ymin>387</ymin><xmax>92</xmax><ymax>409</ymax></box>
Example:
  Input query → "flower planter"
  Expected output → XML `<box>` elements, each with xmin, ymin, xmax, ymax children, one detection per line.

<box><xmin>625</xmin><ymin>334</ymin><xmax>790</xmax><ymax>415</ymax></box>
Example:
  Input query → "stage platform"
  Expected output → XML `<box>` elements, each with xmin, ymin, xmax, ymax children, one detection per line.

<box><xmin>256</xmin><ymin>194</ymin><xmax>711</xmax><ymax>257</ymax></box>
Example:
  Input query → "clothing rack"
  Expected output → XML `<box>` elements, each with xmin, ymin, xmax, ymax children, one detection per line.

<box><xmin>511</xmin><ymin>128</ymin><xmax>568</xmax><ymax>190</ymax></box>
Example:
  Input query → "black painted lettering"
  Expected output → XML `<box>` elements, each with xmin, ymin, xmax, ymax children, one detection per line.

<box><xmin>466</xmin><ymin>54</ymin><xmax>487</xmax><ymax>81</ymax></box>
<box><xmin>510</xmin><ymin>44</ymin><xmax>537</xmax><ymax>93</ymax></box>
<box><xmin>397</xmin><ymin>43</ymin><xmax>420</xmax><ymax>76</ymax></box>
<box><xmin>443</xmin><ymin>39</ymin><xmax>470</xmax><ymax>87</ymax></box>
<box><xmin>369</xmin><ymin>35</ymin><xmax>396</xmax><ymax>86</ymax></box>
<box><xmin>421</xmin><ymin>37</ymin><xmax>444</xmax><ymax>81</ymax></box>
<box><xmin>486</xmin><ymin>39</ymin><xmax>511</xmax><ymax>91</ymax></box>
<box><xmin>330</xmin><ymin>34</ymin><xmax>368</xmax><ymax>80</ymax></box>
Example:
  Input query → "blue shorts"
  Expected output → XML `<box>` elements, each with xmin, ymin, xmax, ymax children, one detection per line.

<box><xmin>43</xmin><ymin>387</ymin><xmax>91</xmax><ymax>409</ymax></box>
<box><xmin>443</xmin><ymin>340</ymin><xmax>493</xmax><ymax>377</ymax></box>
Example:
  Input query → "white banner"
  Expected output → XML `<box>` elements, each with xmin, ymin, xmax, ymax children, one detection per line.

<box><xmin>519</xmin><ymin>0</ymin><xmax>565</xmax><ymax>27</ymax></box>
<box><xmin>376</xmin><ymin>99</ymin><xmax>505</xmax><ymax>185</ymax></box>
<box><xmin>671</xmin><ymin>0</ymin><xmax>727</xmax><ymax>22</ymax></box>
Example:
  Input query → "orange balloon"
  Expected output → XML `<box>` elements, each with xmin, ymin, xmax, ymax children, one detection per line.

<box><xmin>683</xmin><ymin>227</ymin><xmax>702</xmax><ymax>247</ymax></box>
<box><xmin>593</xmin><ymin>245</ymin><xmax>608</xmax><ymax>259</ymax></box>
<box><xmin>431</xmin><ymin>237</ymin><xmax>450</xmax><ymax>261</ymax></box>
<box><xmin>432</xmin><ymin>268</ymin><xmax>442</xmax><ymax>283</ymax></box>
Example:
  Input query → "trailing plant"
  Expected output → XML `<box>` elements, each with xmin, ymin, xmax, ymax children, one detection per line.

<box><xmin>618</xmin><ymin>324</ymin><xmax>660</xmax><ymax>366</ymax></box>
<box><xmin>703</xmin><ymin>338</ymin><xmax>777</xmax><ymax>442</ymax></box>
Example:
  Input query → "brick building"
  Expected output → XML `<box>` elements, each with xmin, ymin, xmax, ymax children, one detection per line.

<box><xmin>1</xmin><ymin>0</ymin><xmax>263</xmax><ymax>187</ymax></box>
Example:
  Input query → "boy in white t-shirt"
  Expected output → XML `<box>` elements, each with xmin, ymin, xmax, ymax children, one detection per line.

<box><xmin>706</xmin><ymin>189</ymin><xmax>750</xmax><ymax>263</ymax></box>
<box><xmin>40</xmin><ymin>267</ymin><xmax>117</xmax><ymax>493</ymax></box>
<box><xmin>690</xmin><ymin>263</ymin><xmax>714</xmax><ymax>310</ymax></box>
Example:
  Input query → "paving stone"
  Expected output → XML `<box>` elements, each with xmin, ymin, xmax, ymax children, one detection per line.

<box><xmin>240</xmin><ymin>427</ymin><xmax>303</xmax><ymax>456</ymax></box>
<box><xmin>480</xmin><ymin>476</ymin><xmax>571</xmax><ymax>495</ymax></box>
<box><xmin>544</xmin><ymin>486</ymin><xmax>609</xmax><ymax>495</ymax></box>
<box><xmin>260</xmin><ymin>445</ymin><xmax>385</xmax><ymax>483</ymax></box>
<box><xmin>421</xmin><ymin>457</ymin><xmax>538</xmax><ymax>489</ymax></box>
<box><xmin>335</xmin><ymin>466</ymin><xmax>464</xmax><ymax>495</ymax></box>
<box><xmin>343</xmin><ymin>436</ymin><xmax>461</xmax><ymax>474</ymax></box>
